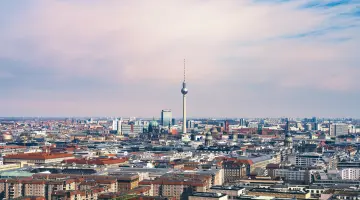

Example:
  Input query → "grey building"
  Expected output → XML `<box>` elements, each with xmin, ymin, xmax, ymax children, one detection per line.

<box><xmin>330</xmin><ymin>123</ymin><xmax>348</xmax><ymax>137</ymax></box>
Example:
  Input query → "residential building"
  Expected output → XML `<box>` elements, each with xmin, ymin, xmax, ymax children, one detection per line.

<box><xmin>139</xmin><ymin>174</ymin><xmax>211</xmax><ymax>200</ymax></box>
<box><xmin>341</xmin><ymin>168</ymin><xmax>360</xmax><ymax>180</ymax></box>
<box><xmin>222</xmin><ymin>160</ymin><xmax>250</xmax><ymax>183</ymax></box>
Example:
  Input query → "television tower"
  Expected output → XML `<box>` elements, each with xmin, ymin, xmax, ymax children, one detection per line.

<box><xmin>181</xmin><ymin>59</ymin><xmax>190</xmax><ymax>142</ymax></box>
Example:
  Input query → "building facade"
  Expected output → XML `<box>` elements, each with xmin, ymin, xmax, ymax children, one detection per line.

<box><xmin>161</xmin><ymin>110</ymin><xmax>172</xmax><ymax>127</ymax></box>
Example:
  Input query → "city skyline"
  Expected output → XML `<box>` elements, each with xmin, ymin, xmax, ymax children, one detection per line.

<box><xmin>0</xmin><ymin>0</ymin><xmax>359</xmax><ymax>117</ymax></box>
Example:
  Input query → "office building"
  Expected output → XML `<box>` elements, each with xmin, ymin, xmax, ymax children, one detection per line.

<box><xmin>161</xmin><ymin>110</ymin><xmax>172</xmax><ymax>126</ymax></box>
<box><xmin>330</xmin><ymin>123</ymin><xmax>348</xmax><ymax>137</ymax></box>
<box><xmin>121</xmin><ymin>124</ymin><xmax>144</xmax><ymax>134</ymax></box>
<box><xmin>239</xmin><ymin>118</ymin><xmax>246</xmax><ymax>127</ymax></box>
<box><xmin>295</xmin><ymin>153</ymin><xmax>323</xmax><ymax>166</ymax></box>
<box><xmin>273</xmin><ymin>169</ymin><xmax>311</xmax><ymax>184</ymax></box>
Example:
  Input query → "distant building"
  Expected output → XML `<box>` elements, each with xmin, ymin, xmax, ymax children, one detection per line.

<box><xmin>122</xmin><ymin>124</ymin><xmax>144</xmax><ymax>134</ymax></box>
<box><xmin>273</xmin><ymin>169</ymin><xmax>311</xmax><ymax>184</ymax></box>
<box><xmin>295</xmin><ymin>153</ymin><xmax>323</xmax><ymax>167</ymax></box>
<box><xmin>247</xmin><ymin>188</ymin><xmax>310</xmax><ymax>199</ymax></box>
<box><xmin>239</xmin><ymin>118</ymin><xmax>246</xmax><ymax>127</ymax></box>
<box><xmin>161</xmin><ymin>110</ymin><xmax>172</xmax><ymax>126</ymax></box>
<box><xmin>139</xmin><ymin>173</ymin><xmax>211</xmax><ymax>199</ymax></box>
<box><xmin>330</xmin><ymin>123</ymin><xmax>348</xmax><ymax>137</ymax></box>
<box><xmin>3</xmin><ymin>153</ymin><xmax>74</xmax><ymax>165</ymax></box>
<box><xmin>341</xmin><ymin>168</ymin><xmax>360</xmax><ymax>180</ymax></box>
<box><xmin>209</xmin><ymin>186</ymin><xmax>245</xmax><ymax>200</ymax></box>
<box><xmin>171</xmin><ymin>118</ymin><xmax>177</xmax><ymax>126</ymax></box>
<box><xmin>189</xmin><ymin>192</ymin><xmax>228</xmax><ymax>200</ymax></box>
<box><xmin>223</xmin><ymin>160</ymin><xmax>250</xmax><ymax>183</ymax></box>
<box><xmin>187</xmin><ymin>120</ymin><xmax>195</xmax><ymax>129</ymax></box>
<box><xmin>112</xmin><ymin>118</ymin><xmax>123</xmax><ymax>135</ymax></box>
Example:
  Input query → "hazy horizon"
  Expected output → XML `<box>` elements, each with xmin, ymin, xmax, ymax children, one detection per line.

<box><xmin>1</xmin><ymin>1</ymin><xmax>359</xmax><ymax>117</ymax></box>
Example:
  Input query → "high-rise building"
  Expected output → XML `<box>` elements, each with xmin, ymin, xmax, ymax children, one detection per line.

<box><xmin>172</xmin><ymin>118</ymin><xmax>177</xmax><ymax>126</ymax></box>
<box><xmin>330</xmin><ymin>123</ymin><xmax>349</xmax><ymax>137</ymax></box>
<box><xmin>239</xmin><ymin>118</ymin><xmax>246</xmax><ymax>127</ymax></box>
<box><xmin>112</xmin><ymin>118</ymin><xmax>123</xmax><ymax>135</ymax></box>
<box><xmin>161</xmin><ymin>109</ymin><xmax>172</xmax><ymax>126</ymax></box>
<box><xmin>112</xmin><ymin>119</ymin><xmax>118</xmax><ymax>131</ymax></box>
<box><xmin>187</xmin><ymin>120</ymin><xmax>195</xmax><ymax>129</ymax></box>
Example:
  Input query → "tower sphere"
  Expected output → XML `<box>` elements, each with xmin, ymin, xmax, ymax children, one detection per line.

<box><xmin>181</xmin><ymin>88</ymin><xmax>188</xmax><ymax>95</ymax></box>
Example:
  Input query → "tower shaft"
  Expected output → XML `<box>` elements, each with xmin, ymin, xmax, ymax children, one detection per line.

<box><xmin>182</xmin><ymin>94</ymin><xmax>186</xmax><ymax>134</ymax></box>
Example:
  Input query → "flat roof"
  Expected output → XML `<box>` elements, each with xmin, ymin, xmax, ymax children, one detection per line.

<box><xmin>191</xmin><ymin>192</ymin><xmax>227</xmax><ymax>198</ymax></box>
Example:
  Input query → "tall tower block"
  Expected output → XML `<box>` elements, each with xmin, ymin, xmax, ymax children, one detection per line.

<box><xmin>181</xmin><ymin>59</ymin><xmax>190</xmax><ymax>142</ymax></box>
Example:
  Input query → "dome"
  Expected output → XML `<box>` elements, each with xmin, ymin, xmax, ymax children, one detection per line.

<box><xmin>284</xmin><ymin>132</ymin><xmax>293</xmax><ymax>143</ymax></box>
<box><xmin>205</xmin><ymin>132</ymin><xmax>213</xmax><ymax>140</ymax></box>
<box><xmin>149</xmin><ymin>120</ymin><xmax>159</xmax><ymax>127</ymax></box>
<box><xmin>210</xmin><ymin>127</ymin><xmax>218</xmax><ymax>133</ymax></box>
<box><xmin>2</xmin><ymin>133</ymin><xmax>13</xmax><ymax>141</ymax></box>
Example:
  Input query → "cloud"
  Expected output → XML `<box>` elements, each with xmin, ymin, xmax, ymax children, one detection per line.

<box><xmin>0</xmin><ymin>0</ymin><xmax>359</xmax><ymax>117</ymax></box>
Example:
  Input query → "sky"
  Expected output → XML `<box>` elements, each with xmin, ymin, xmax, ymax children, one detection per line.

<box><xmin>0</xmin><ymin>0</ymin><xmax>359</xmax><ymax>118</ymax></box>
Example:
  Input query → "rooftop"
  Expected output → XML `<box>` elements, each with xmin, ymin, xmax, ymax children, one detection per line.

<box><xmin>191</xmin><ymin>192</ymin><xmax>227</xmax><ymax>198</ymax></box>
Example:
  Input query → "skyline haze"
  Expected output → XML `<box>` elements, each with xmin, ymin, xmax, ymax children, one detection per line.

<box><xmin>0</xmin><ymin>0</ymin><xmax>359</xmax><ymax>117</ymax></box>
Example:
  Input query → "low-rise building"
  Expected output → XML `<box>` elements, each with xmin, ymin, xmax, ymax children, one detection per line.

<box><xmin>139</xmin><ymin>174</ymin><xmax>211</xmax><ymax>200</ymax></box>
<box><xmin>3</xmin><ymin>153</ymin><xmax>74</xmax><ymax>165</ymax></box>
<box><xmin>273</xmin><ymin>169</ymin><xmax>311</xmax><ymax>184</ymax></box>
<box><xmin>209</xmin><ymin>186</ymin><xmax>244</xmax><ymax>200</ymax></box>
<box><xmin>247</xmin><ymin>188</ymin><xmax>311</xmax><ymax>199</ymax></box>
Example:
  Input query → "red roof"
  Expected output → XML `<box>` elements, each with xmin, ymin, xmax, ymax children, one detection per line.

<box><xmin>62</xmin><ymin>157</ymin><xmax>128</xmax><ymax>165</ymax></box>
<box><xmin>4</xmin><ymin>153</ymin><xmax>73</xmax><ymax>160</ymax></box>
<box><xmin>0</xmin><ymin>146</ymin><xmax>26</xmax><ymax>149</ymax></box>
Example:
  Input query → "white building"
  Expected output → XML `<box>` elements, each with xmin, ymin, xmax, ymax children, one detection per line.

<box><xmin>341</xmin><ymin>168</ymin><xmax>360</xmax><ymax>180</ymax></box>
<box><xmin>112</xmin><ymin>119</ymin><xmax>122</xmax><ymax>133</ymax></box>
<box><xmin>296</xmin><ymin>153</ymin><xmax>324</xmax><ymax>166</ymax></box>
<box><xmin>274</xmin><ymin>169</ymin><xmax>311</xmax><ymax>183</ymax></box>
<box><xmin>209</xmin><ymin>186</ymin><xmax>245</xmax><ymax>200</ymax></box>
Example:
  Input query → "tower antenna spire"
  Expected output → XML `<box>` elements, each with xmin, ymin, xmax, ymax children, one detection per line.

<box><xmin>183</xmin><ymin>59</ymin><xmax>186</xmax><ymax>82</ymax></box>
